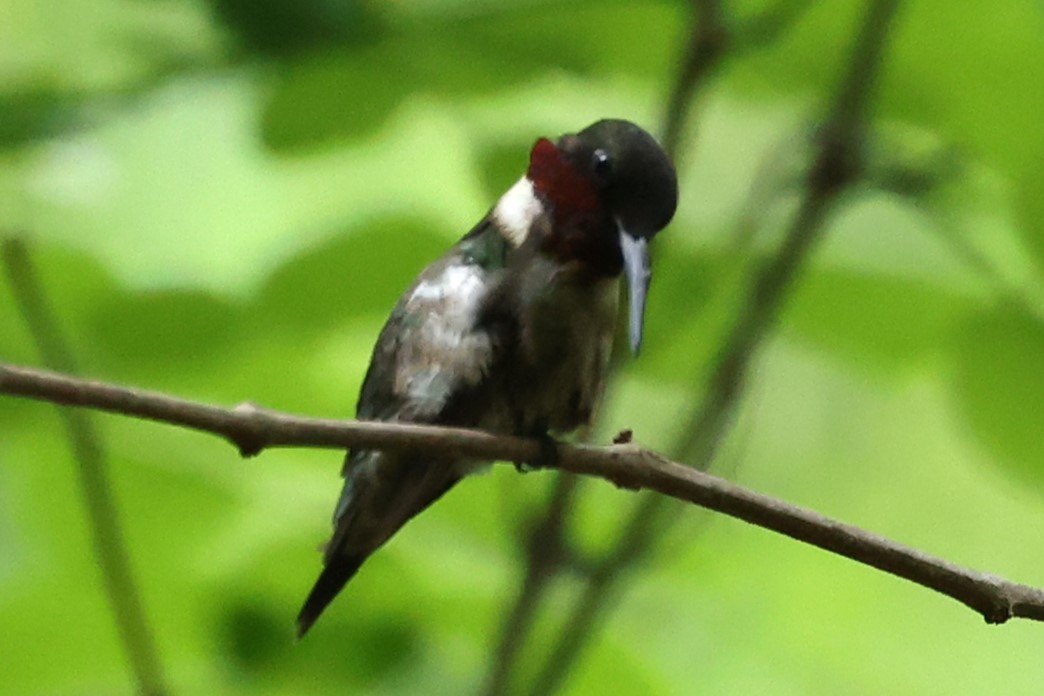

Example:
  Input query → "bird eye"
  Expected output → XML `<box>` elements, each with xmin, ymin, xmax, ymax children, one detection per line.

<box><xmin>592</xmin><ymin>149</ymin><xmax>612</xmax><ymax>179</ymax></box>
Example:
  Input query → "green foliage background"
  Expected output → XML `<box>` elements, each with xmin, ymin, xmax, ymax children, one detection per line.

<box><xmin>2</xmin><ymin>0</ymin><xmax>1044</xmax><ymax>693</ymax></box>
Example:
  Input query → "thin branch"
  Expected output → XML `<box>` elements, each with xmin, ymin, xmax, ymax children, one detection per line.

<box><xmin>528</xmin><ymin>1</ymin><xmax>905</xmax><ymax>690</ymax></box>
<box><xmin>661</xmin><ymin>0</ymin><xmax>817</xmax><ymax>160</ymax></box>
<box><xmin>1</xmin><ymin>240</ymin><xmax>169</xmax><ymax>696</ymax></box>
<box><xmin>507</xmin><ymin>2</ymin><xmax>787</xmax><ymax>688</ymax></box>
<box><xmin>682</xmin><ymin>0</ymin><xmax>901</xmax><ymax>466</ymax></box>
<box><xmin>734</xmin><ymin>0</ymin><xmax>816</xmax><ymax>46</ymax></box>
<box><xmin>490</xmin><ymin>1</ymin><xmax>740</xmax><ymax>688</ymax></box>
<box><xmin>661</xmin><ymin>0</ymin><xmax>728</xmax><ymax>158</ymax></box>
<box><xmin>526</xmin><ymin>490</ymin><xmax>667</xmax><ymax>696</ymax></box>
<box><xmin>0</xmin><ymin>361</ymin><xmax>530</xmax><ymax>459</ymax></box>
<box><xmin>1</xmin><ymin>361</ymin><xmax>1043</xmax><ymax>625</ymax></box>
<box><xmin>482</xmin><ymin>474</ymin><xmax>582</xmax><ymax>696</ymax></box>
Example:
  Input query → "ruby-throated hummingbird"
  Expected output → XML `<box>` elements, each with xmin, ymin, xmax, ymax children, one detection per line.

<box><xmin>297</xmin><ymin>119</ymin><xmax>677</xmax><ymax>636</ymax></box>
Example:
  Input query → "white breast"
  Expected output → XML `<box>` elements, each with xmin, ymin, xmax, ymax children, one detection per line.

<box><xmin>492</xmin><ymin>176</ymin><xmax>541</xmax><ymax>248</ymax></box>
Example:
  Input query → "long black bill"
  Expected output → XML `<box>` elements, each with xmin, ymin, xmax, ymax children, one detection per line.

<box><xmin>620</xmin><ymin>230</ymin><xmax>651</xmax><ymax>355</ymax></box>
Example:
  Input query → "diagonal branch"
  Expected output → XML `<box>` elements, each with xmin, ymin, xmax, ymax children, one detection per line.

<box><xmin>518</xmin><ymin>3</ymin><xmax>905</xmax><ymax>690</ymax></box>
<box><xmin>660</xmin><ymin>0</ymin><xmax>728</xmax><ymax>158</ymax></box>
<box><xmin>661</xmin><ymin>0</ymin><xmax>817</xmax><ymax>161</ymax></box>
<box><xmin>2</xmin><ymin>360</ymin><xmax>1044</xmax><ymax>625</ymax></box>
<box><xmin>682</xmin><ymin>0</ymin><xmax>901</xmax><ymax>467</ymax></box>
<box><xmin>2</xmin><ymin>240</ymin><xmax>169</xmax><ymax>696</ymax></box>
<box><xmin>481</xmin><ymin>474</ymin><xmax>582</xmax><ymax>696</ymax></box>
<box><xmin>489</xmin><ymin>0</ymin><xmax>755</xmax><ymax>688</ymax></box>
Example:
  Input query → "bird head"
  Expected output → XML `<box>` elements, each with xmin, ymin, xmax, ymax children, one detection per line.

<box><xmin>495</xmin><ymin>119</ymin><xmax>677</xmax><ymax>353</ymax></box>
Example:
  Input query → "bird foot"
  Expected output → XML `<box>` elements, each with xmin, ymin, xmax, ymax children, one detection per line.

<box><xmin>514</xmin><ymin>432</ymin><xmax>559</xmax><ymax>473</ymax></box>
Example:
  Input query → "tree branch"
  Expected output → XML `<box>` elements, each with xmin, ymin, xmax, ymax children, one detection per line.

<box><xmin>661</xmin><ymin>0</ymin><xmax>816</xmax><ymax>160</ymax></box>
<box><xmin>660</xmin><ymin>0</ymin><xmax>728</xmax><ymax>158</ymax></box>
<box><xmin>2</xmin><ymin>361</ymin><xmax>1043</xmax><ymax>625</ymax></box>
<box><xmin>682</xmin><ymin>0</ymin><xmax>901</xmax><ymax>467</ymax></box>
<box><xmin>524</xmin><ymin>3</ymin><xmax>906</xmax><ymax>690</ymax></box>
<box><xmin>482</xmin><ymin>474</ymin><xmax>582</xmax><ymax>696</ymax></box>
<box><xmin>511</xmin><ymin>4</ymin><xmax>826</xmax><ymax>688</ymax></box>
<box><xmin>2</xmin><ymin>240</ymin><xmax>169</xmax><ymax>696</ymax></box>
<box><xmin>491</xmin><ymin>2</ymin><xmax>742</xmax><ymax>688</ymax></box>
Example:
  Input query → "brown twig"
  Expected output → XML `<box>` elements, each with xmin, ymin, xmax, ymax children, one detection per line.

<box><xmin>2</xmin><ymin>360</ymin><xmax>1043</xmax><ymax>625</ymax></box>
<box><xmin>526</xmin><ymin>1</ymin><xmax>905</xmax><ymax>691</ymax></box>
<box><xmin>481</xmin><ymin>474</ymin><xmax>582</xmax><ymax>696</ymax></box>
<box><xmin>683</xmin><ymin>0</ymin><xmax>900</xmax><ymax>466</ymax></box>
<box><xmin>526</xmin><ymin>489</ymin><xmax>666</xmax><ymax>696</ymax></box>
<box><xmin>661</xmin><ymin>0</ymin><xmax>817</xmax><ymax>160</ymax></box>
<box><xmin>485</xmin><ymin>1</ymin><xmax>742</xmax><ymax>687</ymax></box>
<box><xmin>660</xmin><ymin>0</ymin><xmax>729</xmax><ymax>158</ymax></box>
<box><xmin>1</xmin><ymin>240</ymin><xmax>169</xmax><ymax>696</ymax></box>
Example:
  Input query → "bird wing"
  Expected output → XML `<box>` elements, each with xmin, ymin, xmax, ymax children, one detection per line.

<box><xmin>337</xmin><ymin>220</ymin><xmax>513</xmax><ymax>540</ymax></box>
<box><xmin>297</xmin><ymin>221</ymin><xmax>513</xmax><ymax>636</ymax></box>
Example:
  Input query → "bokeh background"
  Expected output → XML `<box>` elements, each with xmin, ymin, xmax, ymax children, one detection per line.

<box><xmin>2</xmin><ymin>0</ymin><xmax>1044</xmax><ymax>694</ymax></box>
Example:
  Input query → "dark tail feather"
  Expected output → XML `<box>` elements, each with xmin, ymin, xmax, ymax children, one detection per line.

<box><xmin>296</xmin><ymin>554</ymin><xmax>365</xmax><ymax>638</ymax></box>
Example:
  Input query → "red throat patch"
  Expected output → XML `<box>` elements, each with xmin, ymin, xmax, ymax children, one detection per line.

<box><xmin>526</xmin><ymin>138</ymin><xmax>600</xmax><ymax>224</ymax></box>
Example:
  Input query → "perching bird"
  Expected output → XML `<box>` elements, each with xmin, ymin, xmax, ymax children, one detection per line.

<box><xmin>297</xmin><ymin>119</ymin><xmax>677</xmax><ymax>636</ymax></box>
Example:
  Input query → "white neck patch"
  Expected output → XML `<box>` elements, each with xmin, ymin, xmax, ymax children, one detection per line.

<box><xmin>492</xmin><ymin>176</ymin><xmax>542</xmax><ymax>248</ymax></box>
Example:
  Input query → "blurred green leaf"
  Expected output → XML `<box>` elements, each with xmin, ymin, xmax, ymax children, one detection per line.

<box><xmin>335</xmin><ymin>618</ymin><xmax>420</xmax><ymax>687</ymax></box>
<box><xmin>87</xmin><ymin>289</ymin><xmax>244</xmax><ymax>373</ymax></box>
<box><xmin>447</xmin><ymin>1</ymin><xmax>682</xmax><ymax>78</ymax></box>
<box><xmin>474</xmin><ymin>137</ymin><xmax>533</xmax><ymax>203</ymax></box>
<box><xmin>568</xmin><ymin>636</ymin><xmax>675</xmax><ymax>696</ymax></box>
<box><xmin>881</xmin><ymin>1</ymin><xmax>1044</xmax><ymax>169</ymax></box>
<box><xmin>0</xmin><ymin>88</ymin><xmax>85</xmax><ymax>150</ymax></box>
<box><xmin>1014</xmin><ymin>160</ymin><xmax>1044</xmax><ymax>276</ymax></box>
<box><xmin>783</xmin><ymin>268</ymin><xmax>970</xmax><ymax>376</ymax></box>
<box><xmin>952</xmin><ymin>305</ymin><xmax>1044</xmax><ymax>486</ymax></box>
<box><xmin>221</xmin><ymin>599</ymin><xmax>290</xmax><ymax>673</ymax></box>
<box><xmin>24</xmin><ymin>244</ymin><xmax>123</xmax><ymax>321</ymax></box>
<box><xmin>284</xmin><ymin>608</ymin><xmax>422</xmax><ymax>690</ymax></box>
<box><xmin>209</xmin><ymin>0</ymin><xmax>385</xmax><ymax>56</ymax></box>
<box><xmin>0</xmin><ymin>0</ymin><xmax>222</xmax><ymax>134</ymax></box>
<box><xmin>254</xmin><ymin>217</ymin><xmax>450</xmax><ymax>330</ymax></box>
<box><xmin>260</xmin><ymin>31</ymin><xmax>542</xmax><ymax>151</ymax></box>
<box><xmin>261</xmin><ymin>1</ymin><xmax>682</xmax><ymax>151</ymax></box>
<box><xmin>883</xmin><ymin>2</ymin><xmax>1044</xmax><ymax>276</ymax></box>
<box><xmin>261</xmin><ymin>45</ymin><xmax>412</xmax><ymax>151</ymax></box>
<box><xmin>634</xmin><ymin>246</ymin><xmax>736</xmax><ymax>383</ymax></box>
<box><xmin>728</xmin><ymin>1</ymin><xmax>863</xmax><ymax>97</ymax></box>
<box><xmin>731</xmin><ymin>0</ymin><xmax>1044</xmax><ymax>275</ymax></box>
<box><xmin>0</xmin><ymin>242</ymin><xmax>121</xmax><ymax>368</ymax></box>
<box><xmin>0</xmin><ymin>277</ymin><xmax>31</xmax><ymax>363</ymax></box>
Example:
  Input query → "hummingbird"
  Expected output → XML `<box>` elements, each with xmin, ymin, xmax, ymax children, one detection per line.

<box><xmin>297</xmin><ymin>119</ymin><xmax>677</xmax><ymax>636</ymax></box>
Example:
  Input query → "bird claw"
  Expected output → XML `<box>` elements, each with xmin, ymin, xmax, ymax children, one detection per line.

<box><xmin>515</xmin><ymin>431</ymin><xmax>559</xmax><ymax>472</ymax></box>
